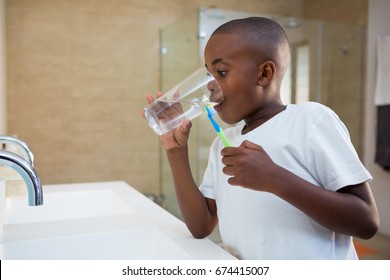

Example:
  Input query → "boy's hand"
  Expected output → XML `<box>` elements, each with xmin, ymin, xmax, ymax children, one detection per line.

<box><xmin>221</xmin><ymin>140</ymin><xmax>280</xmax><ymax>191</ymax></box>
<box><xmin>142</xmin><ymin>93</ymin><xmax>191</xmax><ymax>151</ymax></box>
<box><xmin>160</xmin><ymin>118</ymin><xmax>192</xmax><ymax>151</ymax></box>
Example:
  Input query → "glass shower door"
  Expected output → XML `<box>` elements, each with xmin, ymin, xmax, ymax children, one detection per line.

<box><xmin>159</xmin><ymin>9</ymin><xmax>200</xmax><ymax>218</ymax></box>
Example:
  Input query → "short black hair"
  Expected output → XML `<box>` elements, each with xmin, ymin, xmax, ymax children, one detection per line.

<box><xmin>212</xmin><ymin>17</ymin><xmax>290</xmax><ymax>74</ymax></box>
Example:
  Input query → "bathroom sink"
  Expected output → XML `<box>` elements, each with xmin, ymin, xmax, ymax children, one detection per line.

<box><xmin>1</xmin><ymin>181</ymin><xmax>236</xmax><ymax>260</ymax></box>
<box><xmin>1</xmin><ymin>228</ymin><xmax>192</xmax><ymax>260</ymax></box>
<box><xmin>4</xmin><ymin>186</ymin><xmax>135</xmax><ymax>225</ymax></box>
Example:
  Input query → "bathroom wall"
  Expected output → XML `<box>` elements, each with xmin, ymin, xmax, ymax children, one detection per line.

<box><xmin>303</xmin><ymin>0</ymin><xmax>367</xmax><ymax>25</ymax></box>
<box><xmin>4</xmin><ymin>0</ymin><xmax>368</xmax><ymax>197</ymax></box>
<box><xmin>4</xmin><ymin>0</ymin><xmax>303</xmax><ymax>194</ymax></box>
<box><xmin>0</xmin><ymin>0</ymin><xmax>5</xmax><ymax>134</ymax></box>
<box><xmin>302</xmin><ymin>3</ymin><xmax>367</xmax><ymax>155</ymax></box>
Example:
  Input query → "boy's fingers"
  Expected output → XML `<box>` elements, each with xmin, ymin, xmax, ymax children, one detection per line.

<box><xmin>221</xmin><ymin>140</ymin><xmax>261</xmax><ymax>157</ymax></box>
<box><xmin>146</xmin><ymin>92</ymin><xmax>164</xmax><ymax>104</ymax></box>
<box><xmin>221</xmin><ymin>147</ymin><xmax>238</xmax><ymax>157</ymax></box>
<box><xmin>140</xmin><ymin>109</ymin><xmax>145</xmax><ymax>118</ymax></box>
<box><xmin>146</xmin><ymin>95</ymin><xmax>155</xmax><ymax>104</ymax></box>
<box><xmin>179</xmin><ymin>119</ymin><xmax>192</xmax><ymax>133</ymax></box>
<box><xmin>242</xmin><ymin>140</ymin><xmax>262</xmax><ymax>151</ymax></box>
<box><xmin>222</xmin><ymin>165</ymin><xmax>234</xmax><ymax>176</ymax></box>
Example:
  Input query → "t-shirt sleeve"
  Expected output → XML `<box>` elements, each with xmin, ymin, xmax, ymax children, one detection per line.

<box><xmin>199</xmin><ymin>140</ymin><xmax>219</xmax><ymax>199</ymax></box>
<box><xmin>305</xmin><ymin>107</ymin><xmax>372</xmax><ymax>191</ymax></box>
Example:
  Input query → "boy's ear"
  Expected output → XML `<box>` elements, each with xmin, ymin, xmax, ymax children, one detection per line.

<box><xmin>257</xmin><ymin>61</ymin><xmax>275</xmax><ymax>86</ymax></box>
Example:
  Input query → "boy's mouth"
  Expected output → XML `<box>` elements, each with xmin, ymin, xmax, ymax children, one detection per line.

<box><xmin>213</xmin><ymin>101</ymin><xmax>223</xmax><ymax>111</ymax></box>
<box><xmin>210</xmin><ymin>91</ymin><xmax>223</xmax><ymax>104</ymax></box>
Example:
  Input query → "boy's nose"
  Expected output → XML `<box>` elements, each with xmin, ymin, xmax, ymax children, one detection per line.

<box><xmin>207</xmin><ymin>80</ymin><xmax>223</xmax><ymax>103</ymax></box>
<box><xmin>207</xmin><ymin>80</ymin><xmax>220</xmax><ymax>93</ymax></box>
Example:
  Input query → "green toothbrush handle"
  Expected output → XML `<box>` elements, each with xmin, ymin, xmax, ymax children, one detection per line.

<box><xmin>217</xmin><ymin>130</ymin><xmax>232</xmax><ymax>147</ymax></box>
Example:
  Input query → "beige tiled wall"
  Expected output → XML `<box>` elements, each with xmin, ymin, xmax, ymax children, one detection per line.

<box><xmin>303</xmin><ymin>0</ymin><xmax>367</xmax><ymax>25</ymax></box>
<box><xmin>0</xmin><ymin>0</ymin><xmax>5</xmax><ymax>134</ymax></box>
<box><xmin>4</xmin><ymin>0</ymin><xmax>303</xmax><ymax>194</ymax></box>
<box><xmin>5</xmin><ymin>0</ymin><xmax>367</xmax><ymax>195</ymax></box>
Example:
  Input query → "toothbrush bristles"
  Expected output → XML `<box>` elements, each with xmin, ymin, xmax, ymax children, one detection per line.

<box><xmin>206</xmin><ymin>105</ymin><xmax>216</xmax><ymax>115</ymax></box>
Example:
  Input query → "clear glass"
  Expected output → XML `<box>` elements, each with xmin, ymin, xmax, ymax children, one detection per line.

<box><xmin>144</xmin><ymin>68</ymin><xmax>221</xmax><ymax>135</ymax></box>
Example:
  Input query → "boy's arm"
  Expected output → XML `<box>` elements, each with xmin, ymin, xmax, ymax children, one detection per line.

<box><xmin>160</xmin><ymin>118</ymin><xmax>218</xmax><ymax>239</ymax></box>
<box><xmin>270</xmin><ymin>168</ymin><xmax>379</xmax><ymax>239</ymax></box>
<box><xmin>221</xmin><ymin>141</ymin><xmax>380</xmax><ymax>239</ymax></box>
<box><xmin>143</xmin><ymin>94</ymin><xmax>218</xmax><ymax>238</ymax></box>
<box><xmin>166</xmin><ymin>145</ymin><xmax>218</xmax><ymax>238</ymax></box>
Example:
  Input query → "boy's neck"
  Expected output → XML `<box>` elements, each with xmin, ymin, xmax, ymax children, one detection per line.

<box><xmin>242</xmin><ymin>103</ymin><xmax>287</xmax><ymax>134</ymax></box>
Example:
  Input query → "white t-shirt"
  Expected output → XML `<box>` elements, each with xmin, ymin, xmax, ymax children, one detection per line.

<box><xmin>199</xmin><ymin>102</ymin><xmax>372</xmax><ymax>259</ymax></box>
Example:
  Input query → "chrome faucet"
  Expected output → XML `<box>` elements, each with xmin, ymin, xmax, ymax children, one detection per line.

<box><xmin>0</xmin><ymin>136</ymin><xmax>43</xmax><ymax>206</ymax></box>
<box><xmin>0</xmin><ymin>135</ymin><xmax>35</xmax><ymax>166</ymax></box>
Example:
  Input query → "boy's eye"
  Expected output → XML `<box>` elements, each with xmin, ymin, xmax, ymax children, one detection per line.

<box><xmin>217</xmin><ymin>71</ymin><xmax>227</xmax><ymax>77</ymax></box>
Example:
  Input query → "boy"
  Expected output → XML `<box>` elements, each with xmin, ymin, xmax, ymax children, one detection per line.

<box><xmin>145</xmin><ymin>17</ymin><xmax>379</xmax><ymax>259</ymax></box>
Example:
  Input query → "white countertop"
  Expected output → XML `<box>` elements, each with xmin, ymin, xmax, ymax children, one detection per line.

<box><xmin>1</xmin><ymin>181</ymin><xmax>235</xmax><ymax>260</ymax></box>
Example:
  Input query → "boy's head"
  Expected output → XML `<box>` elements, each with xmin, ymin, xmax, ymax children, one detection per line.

<box><xmin>204</xmin><ymin>17</ymin><xmax>290</xmax><ymax>125</ymax></box>
<box><xmin>211</xmin><ymin>17</ymin><xmax>290</xmax><ymax>75</ymax></box>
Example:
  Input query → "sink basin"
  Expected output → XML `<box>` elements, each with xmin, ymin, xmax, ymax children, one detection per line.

<box><xmin>1</xmin><ymin>228</ymin><xmax>192</xmax><ymax>260</ymax></box>
<box><xmin>4</xmin><ymin>186</ymin><xmax>135</xmax><ymax>225</ymax></box>
<box><xmin>1</xmin><ymin>181</ymin><xmax>236</xmax><ymax>260</ymax></box>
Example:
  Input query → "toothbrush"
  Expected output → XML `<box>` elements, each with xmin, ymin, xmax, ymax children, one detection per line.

<box><xmin>205</xmin><ymin>106</ymin><xmax>232</xmax><ymax>147</ymax></box>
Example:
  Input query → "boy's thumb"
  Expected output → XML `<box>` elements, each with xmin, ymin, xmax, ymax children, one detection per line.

<box><xmin>180</xmin><ymin>119</ymin><xmax>192</xmax><ymax>133</ymax></box>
